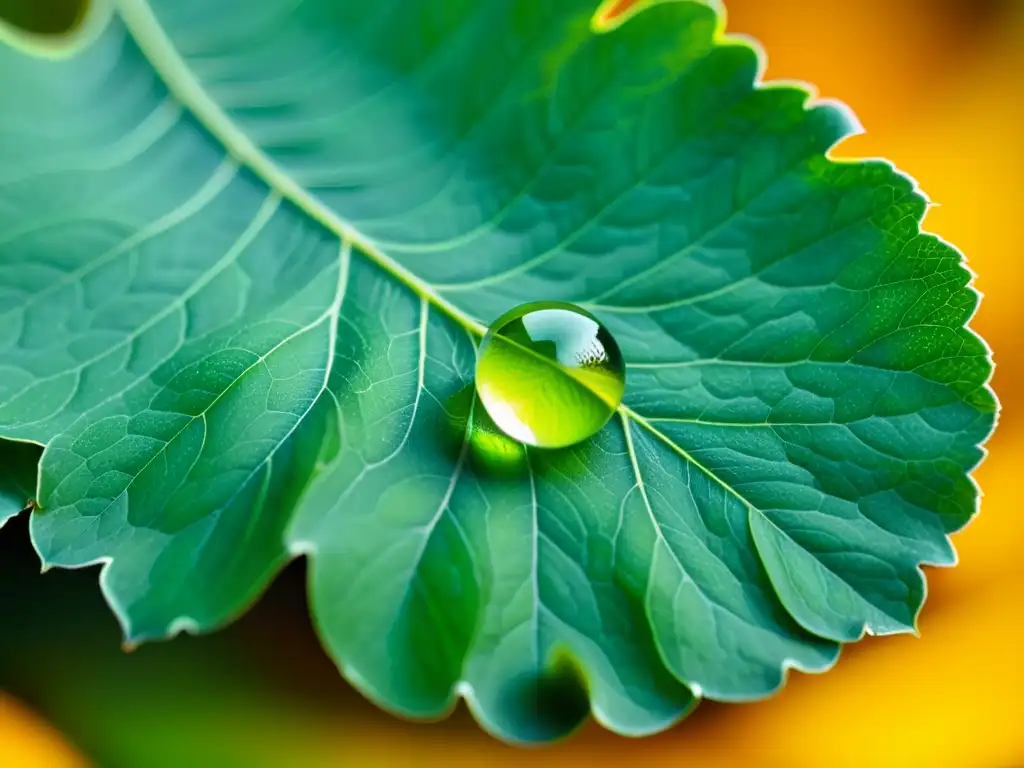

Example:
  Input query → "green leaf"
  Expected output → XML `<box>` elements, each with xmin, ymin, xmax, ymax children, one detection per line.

<box><xmin>0</xmin><ymin>439</ymin><xmax>40</xmax><ymax>528</ymax></box>
<box><xmin>0</xmin><ymin>0</ymin><xmax>995</xmax><ymax>741</ymax></box>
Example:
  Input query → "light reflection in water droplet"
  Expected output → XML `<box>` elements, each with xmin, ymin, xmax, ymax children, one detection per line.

<box><xmin>475</xmin><ymin>301</ymin><xmax>625</xmax><ymax>450</ymax></box>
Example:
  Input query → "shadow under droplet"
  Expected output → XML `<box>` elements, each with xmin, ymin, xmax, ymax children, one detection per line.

<box><xmin>442</xmin><ymin>381</ymin><xmax>624</xmax><ymax>487</ymax></box>
<box><xmin>442</xmin><ymin>384</ymin><xmax>529</xmax><ymax>480</ymax></box>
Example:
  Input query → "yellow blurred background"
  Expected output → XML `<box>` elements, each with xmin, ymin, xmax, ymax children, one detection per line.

<box><xmin>3</xmin><ymin>0</ymin><xmax>1022</xmax><ymax>766</ymax></box>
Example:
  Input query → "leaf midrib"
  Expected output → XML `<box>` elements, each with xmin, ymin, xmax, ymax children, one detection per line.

<box><xmin>115</xmin><ymin>0</ymin><xmax>763</xmax><ymax>521</ymax></box>
<box><xmin>116</xmin><ymin>0</ymin><xmax>488</xmax><ymax>341</ymax></box>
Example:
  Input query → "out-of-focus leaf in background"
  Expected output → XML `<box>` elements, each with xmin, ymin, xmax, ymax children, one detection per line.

<box><xmin>1</xmin><ymin>0</ymin><xmax>1021</xmax><ymax>766</ymax></box>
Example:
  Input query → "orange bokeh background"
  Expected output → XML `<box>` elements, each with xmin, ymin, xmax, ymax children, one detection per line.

<box><xmin>3</xmin><ymin>1</ymin><xmax>1022</xmax><ymax>765</ymax></box>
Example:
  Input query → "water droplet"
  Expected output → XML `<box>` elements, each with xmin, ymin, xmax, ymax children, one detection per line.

<box><xmin>475</xmin><ymin>302</ymin><xmax>625</xmax><ymax>449</ymax></box>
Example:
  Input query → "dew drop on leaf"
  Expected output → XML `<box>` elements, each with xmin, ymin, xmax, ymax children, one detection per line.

<box><xmin>475</xmin><ymin>301</ymin><xmax>625</xmax><ymax>449</ymax></box>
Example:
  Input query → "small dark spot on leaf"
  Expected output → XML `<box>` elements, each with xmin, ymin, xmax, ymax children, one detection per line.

<box><xmin>0</xmin><ymin>0</ymin><xmax>87</xmax><ymax>36</ymax></box>
<box><xmin>496</xmin><ymin>654</ymin><xmax>590</xmax><ymax>742</ymax></box>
